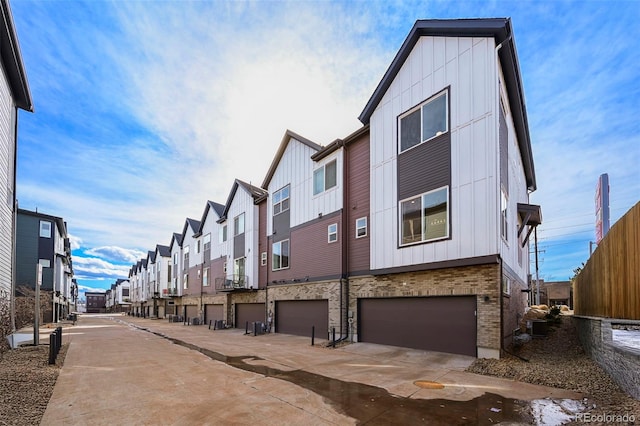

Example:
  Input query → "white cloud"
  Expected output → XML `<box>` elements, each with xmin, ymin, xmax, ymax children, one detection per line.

<box><xmin>84</xmin><ymin>247</ymin><xmax>147</xmax><ymax>264</ymax></box>
<box><xmin>72</xmin><ymin>256</ymin><xmax>132</xmax><ymax>281</ymax></box>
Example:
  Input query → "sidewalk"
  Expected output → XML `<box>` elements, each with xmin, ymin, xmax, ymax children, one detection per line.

<box><xmin>42</xmin><ymin>314</ymin><xmax>582</xmax><ymax>425</ymax></box>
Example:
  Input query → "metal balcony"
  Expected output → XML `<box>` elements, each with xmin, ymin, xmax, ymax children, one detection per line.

<box><xmin>162</xmin><ymin>288</ymin><xmax>179</xmax><ymax>297</ymax></box>
<box><xmin>215</xmin><ymin>275</ymin><xmax>252</xmax><ymax>292</ymax></box>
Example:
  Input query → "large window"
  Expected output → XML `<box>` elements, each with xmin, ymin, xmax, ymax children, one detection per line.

<box><xmin>313</xmin><ymin>159</ymin><xmax>337</xmax><ymax>195</ymax></box>
<box><xmin>234</xmin><ymin>213</ymin><xmax>245</xmax><ymax>236</ymax></box>
<box><xmin>273</xmin><ymin>185</ymin><xmax>290</xmax><ymax>215</ymax></box>
<box><xmin>400</xmin><ymin>186</ymin><xmax>449</xmax><ymax>246</ymax></box>
<box><xmin>272</xmin><ymin>240</ymin><xmax>290</xmax><ymax>271</ymax></box>
<box><xmin>183</xmin><ymin>245</ymin><xmax>189</xmax><ymax>265</ymax></box>
<box><xmin>183</xmin><ymin>273</ymin><xmax>188</xmax><ymax>289</ymax></box>
<box><xmin>399</xmin><ymin>90</ymin><xmax>448</xmax><ymax>153</ymax></box>
<box><xmin>203</xmin><ymin>233</ymin><xmax>211</xmax><ymax>251</ymax></box>
<box><xmin>39</xmin><ymin>221</ymin><xmax>51</xmax><ymax>238</ymax></box>
<box><xmin>234</xmin><ymin>257</ymin><xmax>245</xmax><ymax>284</ymax></box>
<box><xmin>219</xmin><ymin>224</ymin><xmax>227</xmax><ymax>242</ymax></box>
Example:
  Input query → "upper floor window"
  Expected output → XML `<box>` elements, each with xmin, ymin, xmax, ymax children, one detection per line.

<box><xmin>355</xmin><ymin>217</ymin><xmax>367</xmax><ymax>238</ymax></box>
<box><xmin>39</xmin><ymin>221</ymin><xmax>51</xmax><ymax>238</ymax></box>
<box><xmin>219</xmin><ymin>224</ymin><xmax>227</xmax><ymax>242</ymax></box>
<box><xmin>399</xmin><ymin>90</ymin><xmax>448</xmax><ymax>153</ymax></box>
<box><xmin>183</xmin><ymin>245</ymin><xmax>190</xmax><ymax>265</ymax></box>
<box><xmin>173</xmin><ymin>252</ymin><xmax>178</xmax><ymax>265</ymax></box>
<box><xmin>501</xmin><ymin>189</ymin><xmax>509</xmax><ymax>242</ymax></box>
<box><xmin>203</xmin><ymin>233</ymin><xmax>211</xmax><ymax>251</ymax></box>
<box><xmin>273</xmin><ymin>185</ymin><xmax>290</xmax><ymax>215</ymax></box>
<box><xmin>313</xmin><ymin>159</ymin><xmax>337</xmax><ymax>195</ymax></box>
<box><xmin>272</xmin><ymin>240</ymin><xmax>290</xmax><ymax>271</ymax></box>
<box><xmin>400</xmin><ymin>186</ymin><xmax>449</xmax><ymax>246</ymax></box>
<box><xmin>328</xmin><ymin>223</ymin><xmax>338</xmax><ymax>243</ymax></box>
<box><xmin>196</xmin><ymin>240</ymin><xmax>201</xmax><ymax>253</ymax></box>
<box><xmin>234</xmin><ymin>213</ymin><xmax>245</xmax><ymax>236</ymax></box>
<box><xmin>203</xmin><ymin>267</ymin><xmax>210</xmax><ymax>286</ymax></box>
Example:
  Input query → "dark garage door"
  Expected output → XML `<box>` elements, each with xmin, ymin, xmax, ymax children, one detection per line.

<box><xmin>358</xmin><ymin>296</ymin><xmax>477</xmax><ymax>356</ymax></box>
<box><xmin>276</xmin><ymin>300</ymin><xmax>328</xmax><ymax>338</ymax></box>
<box><xmin>205</xmin><ymin>304</ymin><xmax>224</xmax><ymax>325</ymax></box>
<box><xmin>235</xmin><ymin>303</ymin><xmax>265</xmax><ymax>329</ymax></box>
<box><xmin>184</xmin><ymin>305</ymin><xmax>198</xmax><ymax>320</ymax></box>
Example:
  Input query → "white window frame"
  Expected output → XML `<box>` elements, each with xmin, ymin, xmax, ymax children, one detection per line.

<box><xmin>273</xmin><ymin>185</ymin><xmax>290</xmax><ymax>216</ymax></box>
<box><xmin>313</xmin><ymin>159</ymin><xmax>337</xmax><ymax>195</ymax></box>
<box><xmin>272</xmin><ymin>239</ymin><xmax>290</xmax><ymax>271</ymax></box>
<box><xmin>399</xmin><ymin>186</ymin><xmax>449</xmax><ymax>246</ymax></box>
<box><xmin>183</xmin><ymin>273</ymin><xmax>188</xmax><ymax>289</ymax></box>
<box><xmin>355</xmin><ymin>217</ymin><xmax>367</xmax><ymax>238</ymax></box>
<box><xmin>328</xmin><ymin>223</ymin><xmax>338</xmax><ymax>243</ymax></box>
<box><xmin>234</xmin><ymin>213</ymin><xmax>245</xmax><ymax>236</ymax></box>
<box><xmin>223</xmin><ymin>262</ymin><xmax>227</xmax><ymax>274</ymax></box>
<box><xmin>398</xmin><ymin>89</ymin><xmax>449</xmax><ymax>154</ymax></box>
<box><xmin>39</xmin><ymin>221</ymin><xmax>51</xmax><ymax>238</ymax></box>
<box><xmin>502</xmin><ymin>275</ymin><xmax>511</xmax><ymax>295</ymax></box>
<box><xmin>501</xmin><ymin>189</ymin><xmax>509</xmax><ymax>243</ymax></box>
<box><xmin>203</xmin><ymin>233</ymin><xmax>211</xmax><ymax>251</ymax></box>
<box><xmin>261</xmin><ymin>252</ymin><xmax>267</xmax><ymax>266</ymax></box>
<box><xmin>219</xmin><ymin>224</ymin><xmax>227</xmax><ymax>242</ymax></box>
<box><xmin>203</xmin><ymin>267</ymin><xmax>209</xmax><ymax>286</ymax></box>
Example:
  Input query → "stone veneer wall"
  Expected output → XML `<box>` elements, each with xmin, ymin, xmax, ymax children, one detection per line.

<box><xmin>266</xmin><ymin>280</ymin><xmax>343</xmax><ymax>335</ymax></box>
<box><xmin>349</xmin><ymin>264</ymin><xmax>501</xmax><ymax>358</ymax></box>
<box><xmin>573</xmin><ymin>316</ymin><xmax>640</xmax><ymax>400</ymax></box>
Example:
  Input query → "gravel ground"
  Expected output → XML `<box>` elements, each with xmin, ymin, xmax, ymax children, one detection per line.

<box><xmin>466</xmin><ymin>316</ymin><xmax>640</xmax><ymax>421</ymax></box>
<box><xmin>0</xmin><ymin>344</ymin><xmax>67</xmax><ymax>426</ymax></box>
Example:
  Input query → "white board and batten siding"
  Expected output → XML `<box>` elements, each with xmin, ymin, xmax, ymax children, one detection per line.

<box><xmin>226</xmin><ymin>186</ymin><xmax>260</xmax><ymax>288</ymax></box>
<box><xmin>370</xmin><ymin>36</ymin><xmax>501</xmax><ymax>270</ymax></box>
<box><xmin>0</xmin><ymin>65</ymin><xmax>15</xmax><ymax>296</ymax></box>
<box><xmin>266</xmin><ymin>138</ymin><xmax>343</xmax><ymax>235</ymax></box>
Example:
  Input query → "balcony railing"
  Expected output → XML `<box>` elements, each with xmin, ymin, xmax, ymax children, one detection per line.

<box><xmin>162</xmin><ymin>288</ymin><xmax>179</xmax><ymax>297</ymax></box>
<box><xmin>215</xmin><ymin>275</ymin><xmax>251</xmax><ymax>291</ymax></box>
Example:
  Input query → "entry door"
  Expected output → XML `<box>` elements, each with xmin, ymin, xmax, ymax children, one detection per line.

<box><xmin>234</xmin><ymin>257</ymin><xmax>246</xmax><ymax>286</ymax></box>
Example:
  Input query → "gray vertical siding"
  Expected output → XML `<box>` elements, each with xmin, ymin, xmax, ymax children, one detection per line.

<box><xmin>258</xmin><ymin>201</ymin><xmax>267</xmax><ymax>288</ymax></box>
<box><xmin>272</xmin><ymin>209</ymin><xmax>290</xmax><ymax>242</ymax></box>
<box><xmin>0</xmin><ymin>66</ymin><xmax>13</xmax><ymax>296</ymax></box>
<box><xmin>499</xmin><ymin>102</ymin><xmax>509</xmax><ymax>192</ymax></box>
<box><xmin>397</xmin><ymin>133</ymin><xmax>451</xmax><ymax>201</ymax></box>
<box><xmin>233</xmin><ymin>232</ymin><xmax>245</xmax><ymax>260</ymax></box>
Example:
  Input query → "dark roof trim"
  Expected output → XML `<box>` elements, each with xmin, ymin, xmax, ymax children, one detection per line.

<box><xmin>371</xmin><ymin>254</ymin><xmax>500</xmax><ymax>276</ymax></box>
<box><xmin>261</xmin><ymin>129</ymin><xmax>323</xmax><ymax>189</ymax></box>
<box><xmin>358</xmin><ymin>18</ymin><xmax>536</xmax><ymax>191</ymax></box>
<box><xmin>156</xmin><ymin>244</ymin><xmax>171</xmax><ymax>258</ymax></box>
<box><xmin>17</xmin><ymin>208</ymin><xmax>67</xmax><ymax>238</ymax></box>
<box><xmin>219</xmin><ymin>179</ymin><xmax>268</xmax><ymax>221</ymax></box>
<box><xmin>0</xmin><ymin>0</ymin><xmax>33</xmax><ymax>111</ymax></box>
<box><xmin>169</xmin><ymin>232</ymin><xmax>183</xmax><ymax>250</ymax></box>
<box><xmin>312</xmin><ymin>125</ymin><xmax>370</xmax><ymax>161</ymax></box>
<box><xmin>196</xmin><ymin>200</ymin><xmax>225</xmax><ymax>235</ymax></box>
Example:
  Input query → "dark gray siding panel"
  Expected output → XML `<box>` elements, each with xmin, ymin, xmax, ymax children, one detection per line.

<box><xmin>346</xmin><ymin>132</ymin><xmax>371</xmax><ymax>273</ymax></box>
<box><xmin>397</xmin><ymin>134</ymin><xmax>450</xmax><ymax>201</ymax></box>
<box><xmin>358</xmin><ymin>296</ymin><xmax>477</xmax><ymax>357</ymax></box>
<box><xmin>258</xmin><ymin>201</ymin><xmax>268</xmax><ymax>288</ymax></box>
<box><xmin>272</xmin><ymin>209</ymin><xmax>290</xmax><ymax>242</ymax></box>
<box><xmin>233</xmin><ymin>233</ymin><xmax>245</xmax><ymax>259</ymax></box>
<box><xmin>276</xmin><ymin>300</ymin><xmax>328</xmax><ymax>338</ymax></box>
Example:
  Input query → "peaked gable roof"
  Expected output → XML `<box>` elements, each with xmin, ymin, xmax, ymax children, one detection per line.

<box><xmin>180</xmin><ymin>218</ymin><xmax>201</xmax><ymax>241</ymax></box>
<box><xmin>155</xmin><ymin>244</ymin><xmax>171</xmax><ymax>258</ymax></box>
<box><xmin>147</xmin><ymin>250</ymin><xmax>156</xmax><ymax>264</ymax></box>
<box><xmin>358</xmin><ymin>18</ymin><xmax>536</xmax><ymax>191</ymax></box>
<box><xmin>219</xmin><ymin>179</ymin><xmax>269</xmax><ymax>221</ymax></box>
<box><xmin>197</xmin><ymin>200</ymin><xmax>225</xmax><ymax>234</ymax></box>
<box><xmin>262</xmin><ymin>129</ymin><xmax>323</xmax><ymax>189</ymax></box>
<box><xmin>169</xmin><ymin>232</ymin><xmax>183</xmax><ymax>251</ymax></box>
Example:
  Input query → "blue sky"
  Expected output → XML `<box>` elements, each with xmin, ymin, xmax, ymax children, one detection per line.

<box><xmin>10</xmin><ymin>0</ymin><xmax>640</xmax><ymax>297</ymax></box>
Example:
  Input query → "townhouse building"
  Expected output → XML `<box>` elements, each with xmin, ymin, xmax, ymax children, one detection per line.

<box><xmin>167</xmin><ymin>232</ymin><xmax>184</xmax><ymax>316</ymax></box>
<box><xmin>106</xmin><ymin>279</ymin><xmax>131</xmax><ymax>313</ymax></box>
<box><xmin>126</xmin><ymin>18</ymin><xmax>540</xmax><ymax>358</ymax></box>
<box><xmin>0</xmin><ymin>0</ymin><xmax>33</xmax><ymax>329</ymax></box>
<box><xmin>150</xmin><ymin>244</ymin><xmax>171</xmax><ymax>317</ymax></box>
<box><xmin>15</xmin><ymin>208</ymin><xmax>75</xmax><ymax>322</ymax></box>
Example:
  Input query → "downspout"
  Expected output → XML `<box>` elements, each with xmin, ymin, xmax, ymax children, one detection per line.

<box><xmin>10</xmin><ymin>105</ymin><xmax>18</xmax><ymax>332</ymax></box>
<box><xmin>495</xmin><ymin>34</ymin><xmax>511</xmax><ymax>356</ymax></box>
<box><xmin>339</xmin><ymin>139</ymin><xmax>349</xmax><ymax>341</ymax></box>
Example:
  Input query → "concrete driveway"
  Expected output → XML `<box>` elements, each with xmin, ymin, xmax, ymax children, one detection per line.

<box><xmin>41</xmin><ymin>314</ymin><xmax>580</xmax><ymax>425</ymax></box>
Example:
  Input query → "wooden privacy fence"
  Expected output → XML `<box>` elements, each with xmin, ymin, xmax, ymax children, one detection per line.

<box><xmin>574</xmin><ymin>202</ymin><xmax>640</xmax><ymax>319</ymax></box>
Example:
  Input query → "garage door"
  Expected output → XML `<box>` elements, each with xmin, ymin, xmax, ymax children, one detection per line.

<box><xmin>275</xmin><ymin>300</ymin><xmax>328</xmax><ymax>338</ymax></box>
<box><xmin>358</xmin><ymin>296</ymin><xmax>476</xmax><ymax>356</ymax></box>
<box><xmin>205</xmin><ymin>304</ymin><xmax>224</xmax><ymax>325</ymax></box>
<box><xmin>184</xmin><ymin>305</ymin><xmax>198</xmax><ymax>320</ymax></box>
<box><xmin>235</xmin><ymin>303</ymin><xmax>265</xmax><ymax>329</ymax></box>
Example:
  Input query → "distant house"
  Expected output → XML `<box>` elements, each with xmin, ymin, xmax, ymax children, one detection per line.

<box><xmin>0</xmin><ymin>0</ymin><xmax>33</xmax><ymax>323</ymax></box>
<box><xmin>15</xmin><ymin>208</ymin><xmax>75</xmax><ymax>322</ymax></box>
<box><xmin>540</xmin><ymin>280</ymin><xmax>573</xmax><ymax>309</ymax></box>
<box><xmin>85</xmin><ymin>291</ymin><xmax>106</xmax><ymax>314</ymax></box>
